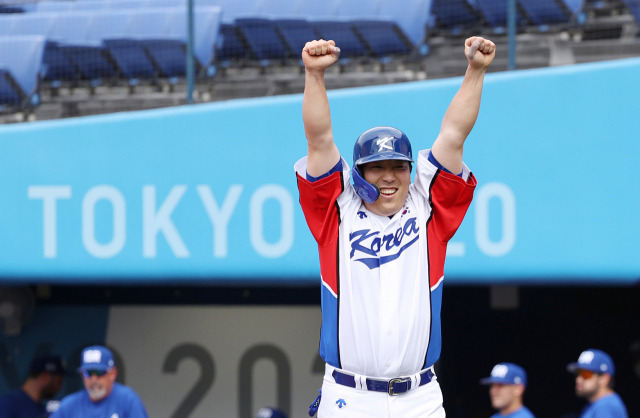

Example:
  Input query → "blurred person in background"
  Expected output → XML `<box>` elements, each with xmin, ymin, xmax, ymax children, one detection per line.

<box><xmin>567</xmin><ymin>348</ymin><xmax>628</xmax><ymax>418</ymax></box>
<box><xmin>51</xmin><ymin>345</ymin><xmax>148</xmax><ymax>418</ymax></box>
<box><xmin>480</xmin><ymin>362</ymin><xmax>535</xmax><ymax>417</ymax></box>
<box><xmin>0</xmin><ymin>354</ymin><xmax>68</xmax><ymax>418</ymax></box>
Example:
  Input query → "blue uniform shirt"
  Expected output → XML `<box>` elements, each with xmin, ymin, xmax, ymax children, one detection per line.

<box><xmin>580</xmin><ymin>393</ymin><xmax>628</xmax><ymax>418</ymax></box>
<box><xmin>0</xmin><ymin>388</ymin><xmax>48</xmax><ymax>418</ymax></box>
<box><xmin>50</xmin><ymin>383</ymin><xmax>148</xmax><ymax>418</ymax></box>
<box><xmin>490</xmin><ymin>405</ymin><xmax>535</xmax><ymax>418</ymax></box>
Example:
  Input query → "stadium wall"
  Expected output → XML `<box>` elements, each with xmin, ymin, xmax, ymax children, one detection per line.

<box><xmin>1</xmin><ymin>57</ymin><xmax>639</xmax><ymax>285</ymax></box>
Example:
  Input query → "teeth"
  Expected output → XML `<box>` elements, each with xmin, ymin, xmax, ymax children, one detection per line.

<box><xmin>380</xmin><ymin>189</ymin><xmax>396</xmax><ymax>195</ymax></box>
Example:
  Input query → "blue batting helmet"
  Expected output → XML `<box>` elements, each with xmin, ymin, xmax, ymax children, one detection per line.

<box><xmin>352</xmin><ymin>126</ymin><xmax>413</xmax><ymax>203</ymax></box>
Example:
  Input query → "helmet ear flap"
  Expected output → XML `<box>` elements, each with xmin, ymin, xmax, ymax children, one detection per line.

<box><xmin>352</xmin><ymin>165</ymin><xmax>379</xmax><ymax>204</ymax></box>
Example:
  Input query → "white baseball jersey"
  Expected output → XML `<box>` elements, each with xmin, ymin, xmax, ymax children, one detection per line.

<box><xmin>295</xmin><ymin>149</ymin><xmax>476</xmax><ymax>379</ymax></box>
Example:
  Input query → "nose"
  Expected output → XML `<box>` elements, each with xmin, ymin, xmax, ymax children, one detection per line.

<box><xmin>380</xmin><ymin>167</ymin><xmax>395</xmax><ymax>182</ymax></box>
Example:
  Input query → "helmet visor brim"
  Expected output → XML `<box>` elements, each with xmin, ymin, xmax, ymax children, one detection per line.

<box><xmin>355</xmin><ymin>151</ymin><xmax>414</xmax><ymax>166</ymax></box>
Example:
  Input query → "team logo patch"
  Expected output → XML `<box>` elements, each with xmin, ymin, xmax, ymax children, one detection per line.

<box><xmin>336</xmin><ymin>398</ymin><xmax>347</xmax><ymax>409</ymax></box>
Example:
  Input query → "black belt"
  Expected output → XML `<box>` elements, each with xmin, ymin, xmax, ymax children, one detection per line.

<box><xmin>332</xmin><ymin>368</ymin><xmax>434</xmax><ymax>396</ymax></box>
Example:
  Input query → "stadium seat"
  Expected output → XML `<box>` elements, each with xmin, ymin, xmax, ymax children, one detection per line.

<box><xmin>235</xmin><ymin>18</ymin><xmax>290</xmax><ymax>63</ymax></box>
<box><xmin>163</xmin><ymin>6</ymin><xmax>222</xmax><ymax>71</ymax></box>
<box><xmin>429</xmin><ymin>0</ymin><xmax>483</xmax><ymax>34</ymax></box>
<box><xmin>102</xmin><ymin>39</ymin><xmax>158</xmax><ymax>82</ymax></box>
<box><xmin>474</xmin><ymin>0</ymin><xmax>526</xmax><ymax>31</ymax></box>
<box><xmin>518</xmin><ymin>0</ymin><xmax>585</xmax><ymax>27</ymax></box>
<box><xmin>117</xmin><ymin>8</ymin><xmax>188</xmax><ymax>81</ymax></box>
<box><xmin>43</xmin><ymin>12</ymin><xmax>95</xmax><ymax>85</ymax></box>
<box><xmin>352</xmin><ymin>20</ymin><xmax>414</xmax><ymax>58</ymax></box>
<box><xmin>274</xmin><ymin>19</ymin><xmax>318</xmax><ymax>58</ymax></box>
<box><xmin>216</xmin><ymin>23</ymin><xmax>250</xmax><ymax>66</ymax></box>
<box><xmin>311</xmin><ymin>20</ymin><xmax>370</xmax><ymax>59</ymax></box>
<box><xmin>621</xmin><ymin>0</ymin><xmax>640</xmax><ymax>28</ymax></box>
<box><xmin>377</xmin><ymin>0</ymin><xmax>431</xmax><ymax>47</ymax></box>
<box><xmin>0</xmin><ymin>35</ymin><xmax>46</xmax><ymax>112</ymax></box>
<box><xmin>140</xmin><ymin>39</ymin><xmax>188</xmax><ymax>79</ymax></box>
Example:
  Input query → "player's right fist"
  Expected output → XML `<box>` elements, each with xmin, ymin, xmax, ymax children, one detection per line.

<box><xmin>302</xmin><ymin>39</ymin><xmax>341</xmax><ymax>71</ymax></box>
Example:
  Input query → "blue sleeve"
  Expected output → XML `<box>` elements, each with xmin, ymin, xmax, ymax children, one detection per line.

<box><xmin>427</xmin><ymin>150</ymin><xmax>463</xmax><ymax>177</ymax></box>
<box><xmin>306</xmin><ymin>159</ymin><xmax>343</xmax><ymax>182</ymax></box>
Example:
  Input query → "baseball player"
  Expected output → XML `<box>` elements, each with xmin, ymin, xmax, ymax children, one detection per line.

<box><xmin>296</xmin><ymin>36</ymin><xmax>495</xmax><ymax>417</ymax></box>
<box><xmin>0</xmin><ymin>354</ymin><xmax>68</xmax><ymax>418</ymax></box>
<box><xmin>50</xmin><ymin>345</ymin><xmax>148</xmax><ymax>418</ymax></box>
<box><xmin>480</xmin><ymin>363</ymin><xmax>535</xmax><ymax>417</ymax></box>
<box><xmin>567</xmin><ymin>349</ymin><xmax>628</xmax><ymax>418</ymax></box>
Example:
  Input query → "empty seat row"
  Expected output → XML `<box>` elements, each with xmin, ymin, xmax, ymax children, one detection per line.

<box><xmin>217</xmin><ymin>18</ymin><xmax>417</xmax><ymax>68</ymax></box>
<box><xmin>429</xmin><ymin>0</ymin><xmax>588</xmax><ymax>34</ymax></box>
<box><xmin>0</xmin><ymin>7</ymin><xmax>222</xmax><ymax>91</ymax></box>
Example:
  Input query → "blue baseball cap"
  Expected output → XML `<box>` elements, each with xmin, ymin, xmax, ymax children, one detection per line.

<box><xmin>567</xmin><ymin>349</ymin><xmax>615</xmax><ymax>376</ymax></box>
<box><xmin>29</xmin><ymin>354</ymin><xmax>70</xmax><ymax>376</ymax></box>
<box><xmin>77</xmin><ymin>345</ymin><xmax>115</xmax><ymax>372</ymax></box>
<box><xmin>480</xmin><ymin>363</ymin><xmax>527</xmax><ymax>387</ymax></box>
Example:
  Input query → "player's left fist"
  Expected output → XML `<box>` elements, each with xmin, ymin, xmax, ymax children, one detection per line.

<box><xmin>465</xmin><ymin>36</ymin><xmax>496</xmax><ymax>69</ymax></box>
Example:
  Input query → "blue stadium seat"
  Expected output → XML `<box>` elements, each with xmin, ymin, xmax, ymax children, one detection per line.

<box><xmin>102</xmin><ymin>39</ymin><xmax>158</xmax><ymax>82</ymax></box>
<box><xmin>44</xmin><ymin>12</ymin><xmax>95</xmax><ymax>85</ymax></box>
<box><xmin>474</xmin><ymin>0</ymin><xmax>526</xmax><ymax>31</ymax></box>
<box><xmin>140</xmin><ymin>39</ymin><xmax>188</xmax><ymax>78</ymax></box>
<box><xmin>518</xmin><ymin>0</ymin><xmax>585</xmax><ymax>27</ymax></box>
<box><xmin>42</xmin><ymin>41</ymin><xmax>80</xmax><ymax>86</ymax></box>
<box><xmin>216</xmin><ymin>23</ymin><xmax>250</xmax><ymax>65</ymax></box>
<box><xmin>163</xmin><ymin>6</ymin><xmax>222</xmax><ymax>70</ymax></box>
<box><xmin>235</xmin><ymin>18</ymin><xmax>290</xmax><ymax>63</ymax></box>
<box><xmin>377</xmin><ymin>0</ymin><xmax>432</xmax><ymax>47</ymax></box>
<box><xmin>621</xmin><ymin>0</ymin><xmax>640</xmax><ymax>28</ymax></box>
<box><xmin>430</xmin><ymin>0</ymin><xmax>483</xmax><ymax>34</ymax></box>
<box><xmin>0</xmin><ymin>35</ymin><xmax>46</xmax><ymax>111</ymax></box>
<box><xmin>274</xmin><ymin>19</ymin><xmax>317</xmax><ymax>58</ymax></box>
<box><xmin>311</xmin><ymin>20</ymin><xmax>370</xmax><ymax>59</ymax></box>
<box><xmin>352</xmin><ymin>20</ymin><xmax>413</xmax><ymax>58</ymax></box>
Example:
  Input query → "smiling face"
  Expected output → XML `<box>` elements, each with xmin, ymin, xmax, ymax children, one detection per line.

<box><xmin>361</xmin><ymin>159</ymin><xmax>411</xmax><ymax>216</ymax></box>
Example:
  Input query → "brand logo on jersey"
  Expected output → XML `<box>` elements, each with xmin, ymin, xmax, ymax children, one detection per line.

<box><xmin>376</xmin><ymin>136</ymin><xmax>394</xmax><ymax>151</ymax></box>
<box><xmin>350</xmin><ymin>217</ymin><xmax>419</xmax><ymax>269</ymax></box>
<box><xmin>336</xmin><ymin>398</ymin><xmax>347</xmax><ymax>409</ymax></box>
<box><xmin>357</xmin><ymin>211</ymin><xmax>367</xmax><ymax>219</ymax></box>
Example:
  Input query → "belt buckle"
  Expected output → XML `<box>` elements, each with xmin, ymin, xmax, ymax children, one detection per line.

<box><xmin>387</xmin><ymin>377</ymin><xmax>410</xmax><ymax>396</ymax></box>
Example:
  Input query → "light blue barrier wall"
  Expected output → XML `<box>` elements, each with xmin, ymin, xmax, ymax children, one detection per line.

<box><xmin>1</xmin><ymin>57</ymin><xmax>639</xmax><ymax>284</ymax></box>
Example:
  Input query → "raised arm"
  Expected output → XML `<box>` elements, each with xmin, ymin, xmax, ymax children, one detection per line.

<box><xmin>431</xmin><ymin>36</ymin><xmax>496</xmax><ymax>174</ymax></box>
<box><xmin>302</xmin><ymin>39</ymin><xmax>342</xmax><ymax>177</ymax></box>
